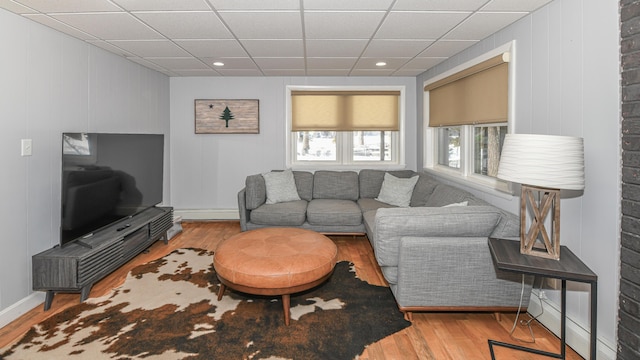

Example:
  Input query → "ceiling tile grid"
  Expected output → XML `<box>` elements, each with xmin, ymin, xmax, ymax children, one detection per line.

<box><xmin>0</xmin><ymin>0</ymin><xmax>553</xmax><ymax>76</ymax></box>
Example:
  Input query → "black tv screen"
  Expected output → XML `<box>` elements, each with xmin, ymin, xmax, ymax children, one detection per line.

<box><xmin>60</xmin><ymin>133</ymin><xmax>164</xmax><ymax>246</ymax></box>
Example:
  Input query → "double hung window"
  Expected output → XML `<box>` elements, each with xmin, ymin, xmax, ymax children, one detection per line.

<box><xmin>288</xmin><ymin>88</ymin><xmax>403</xmax><ymax>167</ymax></box>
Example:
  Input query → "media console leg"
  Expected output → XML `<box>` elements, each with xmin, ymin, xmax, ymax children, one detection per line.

<box><xmin>44</xmin><ymin>291</ymin><xmax>55</xmax><ymax>311</ymax></box>
<box><xmin>80</xmin><ymin>285</ymin><xmax>92</xmax><ymax>302</ymax></box>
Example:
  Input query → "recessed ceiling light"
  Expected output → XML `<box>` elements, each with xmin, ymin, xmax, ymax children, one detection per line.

<box><xmin>376</xmin><ymin>61</ymin><xmax>387</xmax><ymax>67</ymax></box>
<box><xmin>213</xmin><ymin>61</ymin><xmax>224</xmax><ymax>67</ymax></box>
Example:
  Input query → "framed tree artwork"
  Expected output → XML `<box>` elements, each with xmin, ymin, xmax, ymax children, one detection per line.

<box><xmin>195</xmin><ymin>99</ymin><xmax>259</xmax><ymax>134</ymax></box>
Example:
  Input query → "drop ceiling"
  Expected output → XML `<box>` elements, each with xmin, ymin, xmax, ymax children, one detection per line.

<box><xmin>0</xmin><ymin>0</ymin><xmax>553</xmax><ymax>77</ymax></box>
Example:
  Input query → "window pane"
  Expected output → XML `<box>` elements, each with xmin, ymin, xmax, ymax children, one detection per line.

<box><xmin>473</xmin><ymin>125</ymin><xmax>507</xmax><ymax>177</ymax></box>
<box><xmin>352</xmin><ymin>131</ymin><xmax>391</xmax><ymax>161</ymax></box>
<box><xmin>295</xmin><ymin>131</ymin><xmax>336</xmax><ymax>161</ymax></box>
<box><xmin>437</xmin><ymin>127</ymin><xmax>460</xmax><ymax>169</ymax></box>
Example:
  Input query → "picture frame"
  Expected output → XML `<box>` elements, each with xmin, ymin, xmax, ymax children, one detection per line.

<box><xmin>195</xmin><ymin>99</ymin><xmax>259</xmax><ymax>134</ymax></box>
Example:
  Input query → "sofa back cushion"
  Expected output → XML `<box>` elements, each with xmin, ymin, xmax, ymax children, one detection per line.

<box><xmin>359</xmin><ymin>169</ymin><xmax>416</xmax><ymax>199</ymax></box>
<box><xmin>245</xmin><ymin>170</ymin><xmax>314</xmax><ymax>210</ymax></box>
<box><xmin>313</xmin><ymin>170</ymin><xmax>359</xmax><ymax>200</ymax></box>
<box><xmin>409</xmin><ymin>173</ymin><xmax>440</xmax><ymax>207</ymax></box>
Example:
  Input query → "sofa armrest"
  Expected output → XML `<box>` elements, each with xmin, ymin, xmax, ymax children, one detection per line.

<box><xmin>372</xmin><ymin>206</ymin><xmax>503</xmax><ymax>267</ymax></box>
<box><xmin>237</xmin><ymin>188</ymin><xmax>250</xmax><ymax>231</ymax></box>
<box><xmin>393</xmin><ymin>236</ymin><xmax>531</xmax><ymax>308</ymax></box>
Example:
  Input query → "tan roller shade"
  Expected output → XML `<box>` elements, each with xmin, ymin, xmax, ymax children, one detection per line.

<box><xmin>291</xmin><ymin>90</ymin><xmax>400</xmax><ymax>131</ymax></box>
<box><xmin>425</xmin><ymin>53</ymin><xmax>509</xmax><ymax>127</ymax></box>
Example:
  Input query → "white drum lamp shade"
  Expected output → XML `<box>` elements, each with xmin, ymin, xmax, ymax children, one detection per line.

<box><xmin>497</xmin><ymin>134</ymin><xmax>585</xmax><ymax>260</ymax></box>
<box><xmin>497</xmin><ymin>134</ymin><xmax>585</xmax><ymax>190</ymax></box>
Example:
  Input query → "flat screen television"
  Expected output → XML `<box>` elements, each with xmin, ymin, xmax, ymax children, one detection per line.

<box><xmin>60</xmin><ymin>133</ymin><xmax>164</xmax><ymax>247</ymax></box>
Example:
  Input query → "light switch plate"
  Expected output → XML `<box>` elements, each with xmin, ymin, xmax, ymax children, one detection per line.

<box><xmin>21</xmin><ymin>139</ymin><xmax>32</xmax><ymax>156</ymax></box>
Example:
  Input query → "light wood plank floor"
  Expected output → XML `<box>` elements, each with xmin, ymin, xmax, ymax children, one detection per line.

<box><xmin>0</xmin><ymin>221</ymin><xmax>584</xmax><ymax>359</ymax></box>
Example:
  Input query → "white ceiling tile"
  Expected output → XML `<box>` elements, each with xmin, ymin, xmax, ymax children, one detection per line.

<box><xmin>126</xmin><ymin>56</ymin><xmax>173</xmax><ymax>73</ymax></box>
<box><xmin>144</xmin><ymin>57</ymin><xmax>210</xmax><ymax>70</ymax></box>
<box><xmin>400</xmin><ymin>57</ymin><xmax>446</xmax><ymax>70</ymax></box>
<box><xmin>304</xmin><ymin>11</ymin><xmax>386</xmax><ymax>39</ymax></box>
<box><xmin>303</xmin><ymin>0</ymin><xmax>393</xmax><ymax>11</ymax></box>
<box><xmin>482</xmin><ymin>0</ymin><xmax>553</xmax><ymax>12</ymax></box>
<box><xmin>363</xmin><ymin>39</ymin><xmax>432</xmax><ymax>58</ymax></box>
<box><xmin>0</xmin><ymin>0</ymin><xmax>37</xmax><ymax>13</ymax></box>
<box><xmin>108</xmin><ymin>40</ymin><xmax>191</xmax><ymax>57</ymax></box>
<box><xmin>112</xmin><ymin>0</ymin><xmax>211</xmax><ymax>11</ymax></box>
<box><xmin>218</xmin><ymin>11</ymin><xmax>302</xmax><ymax>39</ymax></box>
<box><xmin>306</xmin><ymin>39</ymin><xmax>368</xmax><ymax>57</ymax></box>
<box><xmin>3</xmin><ymin>0</ymin><xmax>551</xmax><ymax>76</ymax></box>
<box><xmin>171</xmin><ymin>69</ymin><xmax>221</xmax><ymax>76</ymax></box>
<box><xmin>199</xmin><ymin>57</ymin><xmax>258</xmax><ymax>70</ymax></box>
<box><xmin>24</xmin><ymin>14</ymin><xmax>97</xmax><ymax>40</ymax></box>
<box><xmin>417</xmin><ymin>40</ymin><xmax>477</xmax><ymax>57</ymax></box>
<box><xmin>376</xmin><ymin>12</ymin><xmax>470</xmax><ymax>39</ymax></box>
<box><xmin>306</xmin><ymin>57</ymin><xmax>357</xmax><ymax>69</ymax></box>
<box><xmin>392</xmin><ymin>0</ymin><xmax>487</xmax><ymax>11</ymax></box>
<box><xmin>209</xmin><ymin>0</ymin><xmax>299</xmax><ymax>11</ymax></box>
<box><xmin>240</xmin><ymin>39</ymin><xmax>303</xmax><ymax>57</ymax></box>
<box><xmin>15</xmin><ymin>0</ymin><xmax>121</xmax><ymax>13</ymax></box>
<box><xmin>350</xmin><ymin>68</ymin><xmax>395</xmax><ymax>76</ymax></box>
<box><xmin>174</xmin><ymin>39</ymin><xmax>247</xmax><ymax>57</ymax></box>
<box><xmin>262</xmin><ymin>69</ymin><xmax>306</xmax><ymax>76</ymax></box>
<box><xmin>215</xmin><ymin>69</ymin><xmax>264</xmax><ymax>76</ymax></box>
<box><xmin>88</xmin><ymin>40</ymin><xmax>135</xmax><ymax>56</ymax></box>
<box><xmin>306</xmin><ymin>69</ymin><xmax>351</xmax><ymax>76</ymax></box>
<box><xmin>134</xmin><ymin>11</ymin><xmax>232</xmax><ymax>39</ymax></box>
<box><xmin>444</xmin><ymin>12</ymin><xmax>527</xmax><ymax>40</ymax></box>
<box><xmin>354</xmin><ymin>57</ymin><xmax>410</xmax><ymax>71</ymax></box>
<box><xmin>50</xmin><ymin>13</ymin><xmax>163</xmax><ymax>40</ymax></box>
<box><xmin>254</xmin><ymin>57</ymin><xmax>305</xmax><ymax>70</ymax></box>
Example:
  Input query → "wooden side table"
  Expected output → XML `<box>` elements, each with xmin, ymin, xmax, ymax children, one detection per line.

<box><xmin>487</xmin><ymin>237</ymin><xmax>598</xmax><ymax>360</ymax></box>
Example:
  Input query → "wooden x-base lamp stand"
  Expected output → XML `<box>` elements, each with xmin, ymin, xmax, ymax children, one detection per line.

<box><xmin>520</xmin><ymin>184</ymin><xmax>560</xmax><ymax>260</ymax></box>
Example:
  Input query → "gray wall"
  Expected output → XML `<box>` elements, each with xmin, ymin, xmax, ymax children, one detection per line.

<box><xmin>169</xmin><ymin>76</ymin><xmax>417</xmax><ymax>218</ymax></box>
<box><xmin>417</xmin><ymin>0</ymin><xmax>620</xmax><ymax>358</ymax></box>
<box><xmin>0</xmin><ymin>9</ymin><xmax>170</xmax><ymax>324</ymax></box>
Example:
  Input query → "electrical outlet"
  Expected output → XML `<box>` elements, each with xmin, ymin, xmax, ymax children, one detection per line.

<box><xmin>21</xmin><ymin>139</ymin><xmax>32</xmax><ymax>156</ymax></box>
<box><xmin>539</xmin><ymin>290</ymin><xmax>547</xmax><ymax>300</ymax></box>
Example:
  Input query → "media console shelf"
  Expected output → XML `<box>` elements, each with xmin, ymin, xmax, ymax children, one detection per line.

<box><xmin>32</xmin><ymin>206</ymin><xmax>173</xmax><ymax>310</ymax></box>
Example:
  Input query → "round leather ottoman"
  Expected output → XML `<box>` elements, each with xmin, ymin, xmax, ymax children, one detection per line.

<box><xmin>213</xmin><ymin>227</ymin><xmax>338</xmax><ymax>325</ymax></box>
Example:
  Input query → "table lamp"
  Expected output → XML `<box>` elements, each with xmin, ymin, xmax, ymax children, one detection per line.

<box><xmin>497</xmin><ymin>134</ymin><xmax>584</xmax><ymax>260</ymax></box>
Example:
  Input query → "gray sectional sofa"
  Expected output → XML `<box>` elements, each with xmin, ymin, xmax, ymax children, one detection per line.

<box><xmin>238</xmin><ymin>169</ymin><xmax>531</xmax><ymax>318</ymax></box>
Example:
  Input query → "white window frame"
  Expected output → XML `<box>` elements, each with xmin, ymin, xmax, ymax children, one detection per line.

<box><xmin>286</xmin><ymin>85</ymin><xmax>406</xmax><ymax>170</ymax></box>
<box><xmin>423</xmin><ymin>42</ymin><xmax>515</xmax><ymax>194</ymax></box>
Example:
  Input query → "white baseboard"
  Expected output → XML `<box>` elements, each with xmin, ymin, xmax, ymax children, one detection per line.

<box><xmin>174</xmin><ymin>209</ymin><xmax>239</xmax><ymax>220</ymax></box>
<box><xmin>0</xmin><ymin>292</ymin><xmax>45</xmax><ymax>329</ymax></box>
<box><xmin>528</xmin><ymin>289</ymin><xmax>616</xmax><ymax>360</ymax></box>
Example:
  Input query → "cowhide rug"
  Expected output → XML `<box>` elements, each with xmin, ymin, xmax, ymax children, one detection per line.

<box><xmin>1</xmin><ymin>248</ymin><xmax>410</xmax><ymax>360</ymax></box>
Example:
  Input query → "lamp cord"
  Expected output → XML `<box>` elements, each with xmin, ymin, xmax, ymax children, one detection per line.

<box><xmin>508</xmin><ymin>274</ymin><xmax>544</xmax><ymax>344</ymax></box>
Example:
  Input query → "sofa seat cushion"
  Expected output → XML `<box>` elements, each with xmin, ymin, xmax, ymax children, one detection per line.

<box><xmin>358</xmin><ymin>198</ymin><xmax>396</xmax><ymax>214</ymax></box>
<box><xmin>250</xmin><ymin>200</ymin><xmax>308</xmax><ymax>226</ymax></box>
<box><xmin>307</xmin><ymin>199</ymin><xmax>362</xmax><ymax>226</ymax></box>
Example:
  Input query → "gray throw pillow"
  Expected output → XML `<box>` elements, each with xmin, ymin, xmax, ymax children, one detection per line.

<box><xmin>375</xmin><ymin>173</ymin><xmax>419</xmax><ymax>207</ymax></box>
<box><xmin>262</xmin><ymin>170</ymin><xmax>301</xmax><ymax>204</ymax></box>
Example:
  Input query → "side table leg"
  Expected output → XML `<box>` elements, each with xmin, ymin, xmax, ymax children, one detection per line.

<box><xmin>590</xmin><ymin>281</ymin><xmax>597</xmax><ymax>359</ymax></box>
<box><xmin>282</xmin><ymin>294</ymin><xmax>291</xmax><ymax>326</ymax></box>
<box><xmin>44</xmin><ymin>291</ymin><xmax>54</xmax><ymax>311</ymax></box>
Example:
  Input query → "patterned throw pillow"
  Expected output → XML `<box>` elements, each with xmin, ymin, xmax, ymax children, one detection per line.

<box><xmin>375</xmin><ymin>173</ymin><xmax>419</xmax><ymax>207</ymax></box>
<box><xmin>262</xmin><ymin>169</ymin><xmax>301</xmax><ymax>204</ymax></box>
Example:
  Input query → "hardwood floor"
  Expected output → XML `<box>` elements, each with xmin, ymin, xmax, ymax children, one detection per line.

<box><xmin>0</xmin><ymin>221</ymin><xmax>584</xmax><ymax>359</ymax></box>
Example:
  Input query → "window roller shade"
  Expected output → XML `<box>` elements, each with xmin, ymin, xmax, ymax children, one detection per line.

<box><xmin>291</xmin><ymin>90</ymin><xmax>400</xmax><ymax>131</ymax></box>
<box><xmin>425</xmin><ymin>53</ymin><xmax>509</xmax><ymax>127</ymax></box>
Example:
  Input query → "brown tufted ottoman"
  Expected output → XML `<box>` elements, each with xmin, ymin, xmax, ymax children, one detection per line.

<box><xmin>213</xmin><ymin>227</ymin><xmax>338</xmax><ymax>325</ymax></box>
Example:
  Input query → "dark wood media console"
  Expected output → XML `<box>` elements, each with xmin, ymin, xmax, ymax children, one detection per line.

<box><xmin>32</xmin><ymin>206</ymin><xmax>173</xmax><ymax>310</ymax></box>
